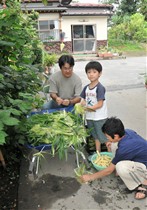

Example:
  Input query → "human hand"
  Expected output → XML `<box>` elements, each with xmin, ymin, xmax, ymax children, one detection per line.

<box><xmin>85</xmin><ymin>106</ymin><xmax>96</xmax><ymax>112</ymax></box>
<box><xmin>80</xmin><ymin>174</ymin><xmax>92</xmax><ymax>183</ymax></box>
<box><xmin>80</xmin><ymin>99</ymin><xmax>86</xmax><ymax>106</ymax></box>
<box><xmin>62</xmin><ymin>99</ymin><xmax>70</xmax><ymax>106</ymax></box>
<box><xmin>56</xmin><ymin>97</ymin><xmax>63</xmax><ymax>105</ymax></box>
<box><xmin>106</xmin><ymin>142</ymin><xmax>112</xmax><ymax>152</ymax></box>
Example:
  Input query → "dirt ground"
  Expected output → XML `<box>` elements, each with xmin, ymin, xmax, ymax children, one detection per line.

<box><xmin>0</xmin><ymin>146</ymin><xmax>21</xmax><ymax>210</ymax></box>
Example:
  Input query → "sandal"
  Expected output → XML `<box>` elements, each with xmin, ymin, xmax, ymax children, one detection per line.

<box><xmin>135</xmin><ymin>184</ymin><xmax>147</xmax><ymax>200</ymax></box>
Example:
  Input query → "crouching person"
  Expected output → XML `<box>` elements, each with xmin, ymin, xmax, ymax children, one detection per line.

<box><xmin>80</xmin><ymin>117</ymin><xmax>147</xmax><ymax>200</ymax></box>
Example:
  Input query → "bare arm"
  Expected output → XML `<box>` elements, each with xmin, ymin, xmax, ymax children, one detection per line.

<box><xmin>62</xmin><ymin>96</ymin><xmax>81</xmax><ymax>106</ymax></box>
<box><xmin>69</xmin><ymin>96</ymin><xmax>81</xmax><ymax>105</ymax></box>
<box><xmin>80</xmin><ymin>163</ymin><xmax>116</xmax><ymax>183</ymax></box>
<box><xmin>50</xmin><ymin>93</ymin><xmax>81</xmax><ymax>106</ymax></box>
<box><xmin>50</xmin><ymin>93</ymin><xmax>63</xmax><ymax>105</ymax></box>
<box><xmin>87</xmin><ymin>100</ymin><xmax>103</xmax><ymax>111</ymax></box>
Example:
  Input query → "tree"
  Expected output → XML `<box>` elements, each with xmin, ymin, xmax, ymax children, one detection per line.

<box><xmin>117</xmin><ymin>0</ymin><xmax>139</xmax><ymax>16</ymax></box>
<box><xmin>108</xmin><ymin>0</ymin><xmax>147</xmax><ymax>25</ymax></box>
<box><xmin>0</xmin><ymin>0</ymin><xmax>44</xmax><ymax>146</ymax></box>
<box><xmin>108</xmin><ymin>13</ymin><xmax>146</xmax><ymax>42</ymax></box>
<box><xmin>138</xmin><ymin>0</ymin><xmax>147</xmax><ymax>20</ymax></box>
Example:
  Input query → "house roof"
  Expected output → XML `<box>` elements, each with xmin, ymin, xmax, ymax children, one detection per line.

<box><xmin>62</xmin><ymin>3</ymin><xmax>113</xmax><ymax>16</ymax></box>
<box><xmin>20</xmin><ymin>2</ymin><xmax>113</xmax><ymax>16</ymax></box>
<box><xmin>23</xmin><ymin>0</ymin><xmax>59</xmax><ymax>2</ymax></box>
<box><xmin>21</xmin><ymin>3</ymin><xmax>67</xmax><ymax>12</ymax></box>
<box><xmin>0</xmin><ymin>1</ymin><xmax>113</xmax><ymax>16</ymax></box>
<box><xmin>70</xmin><ymin>3</ymin><xmax>113</xmax><ymax>8</ymax></box>
<box><xmin>62</xmin><ymin>9</ymin><xmax>112</xmax><ymax>16</ymax></box>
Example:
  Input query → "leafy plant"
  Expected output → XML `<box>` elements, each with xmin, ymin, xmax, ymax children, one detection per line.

<box><xmin>43</xmin><ymin>52</ymin><xmax>58</xmax><ymax>68</ymax></box>
<box><xmin>108</xmin><ymin>13</ymin><xmax>147</xmax><ymax>43</ymax></box>
<box><xmin>0</xmin><ymin>1</ymin><xmax>45</xmax><ymax>146</ymax></box>
<box><xmin>23</xmin><ymin>111</ymin><xmax>88</xmax><ymax>160</ymax></box>
<box><xmin>74</xmin><ymin>163</ymin><xmax>92</xmax><ymax>184</ymax></box>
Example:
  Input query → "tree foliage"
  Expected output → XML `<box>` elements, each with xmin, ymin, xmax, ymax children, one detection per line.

<box><xmin>107</xmin><ymin>0</ymin><xmax>147</xmax><ymax>24</ymax></box>
<box><xmin>117</xmin><ymin>0</ymin><xmax>139</xmax><ymax>16</ymax></box>
<box><xmin>0</xmin><ymin>0</ymin><xmax>45</xmax><ymax>146</ymax></box>
<box><xmin>138</xmin><ymin>0</ymin><xmax>147</xmax><ymax>20</ymax></box>
<box><xmin>108</xmin><ymin>13</ymin><xmax>147</xmax><ymax>42</ymax></box>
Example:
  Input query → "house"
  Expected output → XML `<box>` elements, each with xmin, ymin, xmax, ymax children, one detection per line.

<box><xmin>22</xmin><ymin>1</ymin><xmax>114</xmax><ymax>54</ymax></box>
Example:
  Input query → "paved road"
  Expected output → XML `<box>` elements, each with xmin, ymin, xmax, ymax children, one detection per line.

<box><xmin>60</xmin><ymin>56</ymin><xmax>146</xmax><ymax>137</ymax></box>
<box><xmin>73</xmin><ymin>56</ymin><xmax>146</xmax><ymax>89</ymax></box>
<box><xmin>18</xmin><ymin>56</ymin><xmax>147</xmax><ymax>210</ymax></box>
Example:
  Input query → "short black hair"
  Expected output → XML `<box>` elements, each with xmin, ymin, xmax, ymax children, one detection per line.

<box><xmin>58</xmin><ymin>54</ymin><xmax>75</xmax><ymax>69</ymax></box>
<box><xmin>102</xmin><ymin>117</ymin><xmax>125</xmax><ymax>139</ymax></box>
<box><xmin>85</xmin><ymin>61</ymin><xmax>102</xmax><ymax>73</ymax></box>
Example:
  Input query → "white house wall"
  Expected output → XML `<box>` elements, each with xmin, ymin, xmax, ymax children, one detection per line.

<box><xmin>62</xmin><ymin>16</ymin><xmax>108</xmax><ymax>41</ymax></box>
<box><xmin>38</xmin><ymin>13</ymin><xmax>59</xmax><ymax>21</ymax></box>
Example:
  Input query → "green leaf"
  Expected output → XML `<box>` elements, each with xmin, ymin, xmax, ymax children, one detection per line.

<box><xmin>42</xmin><ymin>0</ymin><xmax>48</xmax><ymax>6</ymax></box>
<box><xmin>0</xmin><ymin>73</ymin><xmax>4</xmax><ymax>80</ymax></box>
<box><xmin>0</xmin><ymin>131</ymin><xmax>8</xmax><ymax>145</ymax></box>
<box><xmin>0</xmin><ymin>40</ymin><xmax>15</xmax><ymax>47</ymax></box>
<box><xmin>8</xmin><ymin>108</ymin><xmax>21</xmax><ymax>116</ymax></box>
<box><xmin>0</xmin><ymin>121</ymin><xmax>4</xmax><ymax>130</ymax></box>
<box><xmin>0</xmin><ymin>110</ymin><xmax>10</xmax><ymax>121</ymax></box>
<box><xmin>0</xmin><ymin>83</ymin><xmax>4</xmax><ymax>89</ymax></box>
<box><xmin>6</xmin><ymin>83</ymin><xmax>14</xmax><ymax>89</ymax></box>
<box><xmin>3</xmin><ymin>117</ymin><xmax>20</xmax><ymax>126</ymax></box>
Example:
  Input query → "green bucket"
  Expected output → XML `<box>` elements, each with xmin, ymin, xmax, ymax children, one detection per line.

<box><xmin>91</xmin><ymin>152</ymin><xmax>113</xmax><ymax>171</ymax></box>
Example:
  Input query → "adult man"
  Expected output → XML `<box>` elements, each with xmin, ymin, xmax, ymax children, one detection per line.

<box><xmin>42</xmin><ymin>54</ymin><xmax>82</xmax><ymax>110</ymax></box>
<box><xmin>81</xmin><ymin>117</ymin><xmax>147</xmax><ymax>200</ymax></box>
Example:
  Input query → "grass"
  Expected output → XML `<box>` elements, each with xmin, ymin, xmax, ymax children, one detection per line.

<box><xmin>108</xmin><ymin>40</ymin><xmax>146</xmax><ymax>54</ymax></box>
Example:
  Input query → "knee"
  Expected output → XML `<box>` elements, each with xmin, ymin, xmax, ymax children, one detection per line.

<box><xmin>116</xmin><ymin>161</ymin><xmax>130</xmax><ymax>176</ymax></box>
<box><xmin>42</xmin><ymin>102</ymin><xmax>50</xmax><ymax>110</ymax></box>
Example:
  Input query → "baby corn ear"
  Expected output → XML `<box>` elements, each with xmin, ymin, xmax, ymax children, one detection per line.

<box><xmin>74</xmin><ymin>103</ymin><xmax>85</xmax><ymax>115</ymax></box>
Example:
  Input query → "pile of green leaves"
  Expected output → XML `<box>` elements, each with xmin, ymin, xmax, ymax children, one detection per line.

<box><xmin>25</xmin><ymin>111</ymin><xmax>88</xmax><ymax>159</ymax></box>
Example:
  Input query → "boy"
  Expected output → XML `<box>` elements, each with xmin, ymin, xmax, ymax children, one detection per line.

<box><xmin>80</xmin><ymin>61</ymin><xmax>108</xmax><ymax>152</ymax></box>
<box><xmin>80</xmin><ymin>117</ymin><xmax>147</xmax><ymax>200</ymax></box>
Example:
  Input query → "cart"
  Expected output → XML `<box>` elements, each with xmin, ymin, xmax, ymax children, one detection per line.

<box><xmin>26</xmin><ymin>106</ymin><xmax>90</xmax><ymax>179</ymax></box>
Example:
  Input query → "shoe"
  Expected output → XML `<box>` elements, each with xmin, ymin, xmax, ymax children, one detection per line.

<box><xmin>134</xmin><ymin>184</ymin><xmax>147</xmax><ymax>200</ymax></box>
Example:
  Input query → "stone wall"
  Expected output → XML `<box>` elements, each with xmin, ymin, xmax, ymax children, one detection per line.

<box><xmin>44</xmin><ymin>40</ymin><xmax>107</xmax><ymax>54</ymax></box>
<box><xmin>97</xmin><ymin>40</ymin><xmax>107</xmax><ymax>49</ymax></box>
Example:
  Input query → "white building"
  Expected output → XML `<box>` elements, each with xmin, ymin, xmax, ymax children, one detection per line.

<box><xmin>21</xmin><ymin>0</ymin><xmax>113</xmax><ymax>54</ymax></box>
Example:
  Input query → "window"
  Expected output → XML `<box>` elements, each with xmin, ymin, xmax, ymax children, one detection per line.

<box><xmin>72</xmin><ymin>25</ymin><xmax>96</xmax><ymax>52</ymax></box>
<box><xmin>38</xmin><ymin>20</ymin><xmax>60</xmax><ymax>42</ymax></box>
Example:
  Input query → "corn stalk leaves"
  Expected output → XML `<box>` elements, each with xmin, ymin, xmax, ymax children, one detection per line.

<box><xmin>26</xmin><ymin>111</ymin><xmax>88</xmax><ymax>160</ymax></box>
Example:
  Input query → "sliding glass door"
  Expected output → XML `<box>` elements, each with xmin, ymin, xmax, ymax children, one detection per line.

<box><xmin>72</xmin><ymin>25</ymin><xmax>96</xmax><ymax>53</ymax></box>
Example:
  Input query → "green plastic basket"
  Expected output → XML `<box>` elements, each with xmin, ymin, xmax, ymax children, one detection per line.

<box><xmin>91</xmin><ymin>152</ymin><xmax>113</xmax><ymax>171</ymax></box>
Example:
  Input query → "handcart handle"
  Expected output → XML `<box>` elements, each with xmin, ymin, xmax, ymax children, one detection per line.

<box><xmin>28</xmin><ymin>156</ymin><xmax>36</xmax><ymax>174</ymax></box>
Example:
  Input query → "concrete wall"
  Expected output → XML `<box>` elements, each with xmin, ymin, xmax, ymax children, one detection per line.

<box><xmin>39</xmin><ymin>13</ymin><xmax>60</xmax><ymax>22</ymax></box>
<box><xmin>62</xmin><ymin>16</ymin><xmax>108</xmax><ymax>41</ymax></box>
<box><xmin>38</xmin><ymin>13</ymin><xmax>108</xmax><ymax>53</ymax></box>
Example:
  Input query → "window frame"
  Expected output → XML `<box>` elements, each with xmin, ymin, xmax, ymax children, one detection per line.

<box><xmin>37</xmin><ymin>19</ymin><xmax>60</xmax><ymax>42</ymax></box>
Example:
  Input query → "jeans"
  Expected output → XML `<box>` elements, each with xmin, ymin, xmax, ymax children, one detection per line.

<box><xmin>42</xmin><ymin>99</ymin><xmax>71</xmax><ymax>110</ymax></box>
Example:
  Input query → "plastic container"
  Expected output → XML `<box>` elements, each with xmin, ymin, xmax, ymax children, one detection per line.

<box><xmin>26</xmin><ymin>144</ymin><xmax>52</xmax><ymax>151</ymax></box>
<box><xmin>91</xmin><ymin>152</ymin><xmax>113</xmax><ymax>171</ymax></box>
